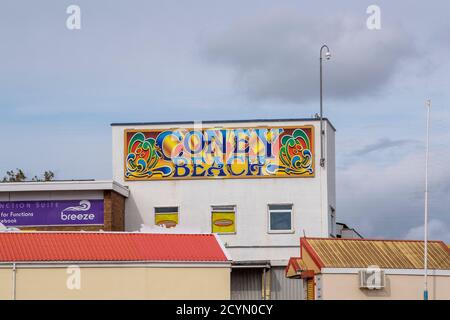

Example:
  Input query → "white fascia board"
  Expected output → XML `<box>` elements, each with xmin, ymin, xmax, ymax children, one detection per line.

<box><xmin>114</xmin><ymin>119</ymin><xmax>329</xmax><ymax>131</ymax></box>
<box><xmin>270</xmin><ymin>260</ymin><xmax>290</xmax><ymax>267</ymax></box>
<box><xmin>321</xmin><ymin>267</ymin><xmax>450</xmax><ymax>276</ymax></box>
<box><xmin>213</xmin><ymin>234</ymin><xmax>232</xmax><ymax>261</ymax></box>
<box><xmin>110</xmin><ymin>181</ymin><xmax>130</xmax><ymax>197</ymax></box>
<box><xmin>0</xmin><ymin>180</ymin><xmax>129</xmax><ymax>198</ymax></box>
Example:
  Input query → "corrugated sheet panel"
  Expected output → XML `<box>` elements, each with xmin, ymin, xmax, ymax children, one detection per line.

<box><xmin>305</xmin><ymin>238</ymin><xmax>450</xmax><ymax>269</ymax></box>
<box><xmin>0</xmin><ymin>232</ymin><xmax>228</xmax><ymax>262</ymax></box>
<box><xmin>231</xmin><ymin>268</ymin><xmax>262</xmax><ymax>300</ymax></box>
<box><xmin>270</xmin><ymin>267</ymin><xmax>303</xmax><ymax>300</ymax></box>
<box><xmin>306</xmin><ymin>278</ymin><xmax>314</xmax><ymax>300</ymax></box>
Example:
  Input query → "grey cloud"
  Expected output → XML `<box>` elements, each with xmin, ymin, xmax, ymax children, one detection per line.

<box><xmin>203</xmin><ymin>10</ymin><xmax>417</xmax><ymax>104</ymax></box>
<box><xmin>337</xmin><ymin>149</ymin><xmax>450</xmax><ymax>241</ymax></box>
<box><xmin>405</xmin><ymin>219</ymin><xmax>450</xmax><ymax>243</ymax></box>
<box><xmin>352</xmin><ymin>138</ymin><xmax>419</xmax><ymax>156</ymax></box>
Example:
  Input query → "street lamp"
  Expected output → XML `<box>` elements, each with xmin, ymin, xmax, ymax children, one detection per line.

<box><xmin>319</xmin><ymin>44</ymin><xmax>331</xmax><ymax>167</ymax></box>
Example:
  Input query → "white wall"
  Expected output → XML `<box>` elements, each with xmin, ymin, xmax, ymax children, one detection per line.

<box><xmin>0</xmin><ymin>265</ymin><xmax>231</xmax><ymax>300</ymax></box>
<box><xmin>112</xmin><ymin>120</ymin><xmax>336</xmax><ymax>263</ymax></box>
<box><xmin>320</xmin><ymin>272</ymin><xmax>450</xmax><ymax>300</ymax></box>
<box><xmin>326</xmin><ymin>122</ymin><xmax>336</xmax><ymax>236</ymax></box>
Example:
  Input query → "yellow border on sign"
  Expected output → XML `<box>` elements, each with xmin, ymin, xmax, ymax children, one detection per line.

<box><xmin>123</xmin><ymin>125</ymin><xmax>315</xmax><ymax>181</ymax></box>
<box><xmin>211</xmin><ymin>211</ymin><xmax>236</xmax><ymax>234</ymax></box>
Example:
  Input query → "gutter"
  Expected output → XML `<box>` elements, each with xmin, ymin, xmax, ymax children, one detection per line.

<box><xmin>320</xmin><ymin>267</ymin><xmax>450</xmax><ymax>276</ymax></box>
<box><xmin>0</xmin><ymin>261</ymin><xmax>231</xmax><ymax>269</ymax></box>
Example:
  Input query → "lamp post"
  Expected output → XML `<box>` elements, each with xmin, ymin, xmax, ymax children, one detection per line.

<box><xmin>423</xmin><ymin>99</ymin><xmax>431</xmax><ymax>300</ymax></box>
<box><xmin>319</xmin><ymin>45</ymin><xmax>331</xmax><ymax>167</ymax></box>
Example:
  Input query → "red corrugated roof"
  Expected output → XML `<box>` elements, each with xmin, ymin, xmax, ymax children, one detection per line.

<box><xmin>0</xmin><ymin>233</ymin><xmax>228</xmax><ymax>263</ymax></box>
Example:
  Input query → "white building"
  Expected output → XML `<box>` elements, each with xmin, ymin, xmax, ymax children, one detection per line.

<box><xmin>111</xmin><ymin>118</ymin><xmax>336</xmax><ymax>299</ymax></box>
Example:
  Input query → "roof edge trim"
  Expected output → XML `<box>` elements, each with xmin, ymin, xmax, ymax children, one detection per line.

<box><xmin>111</xmin><ymin>118</ymin><xmax>336</xmax><ymax>132</ymax></box>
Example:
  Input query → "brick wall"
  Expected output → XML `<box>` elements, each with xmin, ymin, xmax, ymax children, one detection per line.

<box><xmin>103</xmin><ymin>190</ymin><xmax>125</xmax><ymax>231</ymax></box>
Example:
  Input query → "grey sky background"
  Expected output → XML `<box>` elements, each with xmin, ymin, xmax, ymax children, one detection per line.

<box><xmin>1</xmin><ymin>0</ymin><xmax>449</xmax><ymax>241</ymax></box>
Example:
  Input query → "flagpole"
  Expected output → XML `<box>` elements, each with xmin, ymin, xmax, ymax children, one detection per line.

<box><xmin>423</xmin><ymin>99</ymin><xmax>431</xmax><ymax>300</ymax></box>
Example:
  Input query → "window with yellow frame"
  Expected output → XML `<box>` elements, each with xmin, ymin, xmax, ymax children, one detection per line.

<box><xmin>211</xmin><ymin>205</ymin><xmax>236</xmax><ymax>234</ymax></box>
<box><xmin>155</xmin><ymin>206</ymin><xmax>179</xmax><ymax>228</ymax></box>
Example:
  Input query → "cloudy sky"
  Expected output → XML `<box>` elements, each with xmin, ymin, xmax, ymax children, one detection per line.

<box><xmin>1</xmin><ymin>0</ymin><xmax>449</xmax><ymax>241</ymax></box>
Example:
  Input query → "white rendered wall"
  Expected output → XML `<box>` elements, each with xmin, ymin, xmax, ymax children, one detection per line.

<box><xmin>326</xmin><ymin>122</ymin><xmax>336</xmax><ymax>236</ymax></box>
<box><xmin>320</xmin><ymin>273</ymin><xmax>450</xmax><ymax>300</ymax></box>
<box><xmin>112</xmin><ymin>120</ymin><xmax>336</xmax><ymax>263</ymax></box>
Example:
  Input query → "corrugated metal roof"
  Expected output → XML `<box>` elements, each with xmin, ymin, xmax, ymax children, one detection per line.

<box><xmin>303</xmin><ymin>238</ymin><xmax>450</xmax><ymax>270</ymax></box>
<box><xmin>0</xmin><ymin>232</ymin><xmax>228</xmax><ymax>263</ymax></box>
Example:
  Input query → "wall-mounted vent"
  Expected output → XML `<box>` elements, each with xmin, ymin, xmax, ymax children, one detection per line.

<box><xmin>359</xmin><ymin>268</ymin><xmax>385</xmax><ymax>290</ymax></box>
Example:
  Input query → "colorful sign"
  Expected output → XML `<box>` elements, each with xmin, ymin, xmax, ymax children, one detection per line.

<box><xmin>0</xmin><ymin>200</ymin><xmax>104</xmax><ymax>227</ymax></box>
<box><xmin>212</xmin><ymin>211</ymin><xmax>236</xmax><ymax>234</ymax></box>
<box><xmin>155</xmin><ymin>212</ymin><xmax>178</xmax><ymax>228</ymax></box>
<box><xmin>124</xmin><ymin>126</ymin><xmax>314</xmax><ymax>180</ymax></box>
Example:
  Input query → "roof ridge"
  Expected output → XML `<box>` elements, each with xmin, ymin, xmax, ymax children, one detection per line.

<box><xmin>0</xmin><ymin>231</ymin><xmax>214</xmax><ymax>236</ymax></box>
<box><xmin>303</xmin><ymin>237</ymin><xmax>445</xmax><ymax>244</ymax></box>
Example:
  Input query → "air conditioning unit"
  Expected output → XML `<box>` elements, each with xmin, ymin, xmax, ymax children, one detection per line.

<box><xmin>359</xmin><ymin>269</ymin><xmax>385</xmax><ymax>290</ymax></box>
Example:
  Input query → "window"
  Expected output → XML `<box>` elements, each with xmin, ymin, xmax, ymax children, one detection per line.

<box><xmin>268</xmin><ymin>204</ymin><xmax>293</xmax><ymax>233</ymax></box>
<box><xmin>211</xmin><ymin>205</ymin><xmax>236</xmax><ymax>234</ymax></box>
<box><xmin>154</xmin><ymin>206</ymin><xmax>179</xmax><ymax>228</ymax></box>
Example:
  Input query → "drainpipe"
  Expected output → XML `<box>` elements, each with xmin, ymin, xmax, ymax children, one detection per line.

<box><xmin>262</xmin><ymin>268</ymin><xmax>266</xmax><ymax>301</ymax></box>
<box><xmin>12</xmin><ymin>263</ymin><xmax>16</xmax><ymax>300</ymax></box>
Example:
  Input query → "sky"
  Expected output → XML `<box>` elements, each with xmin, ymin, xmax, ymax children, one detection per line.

<box><xmin>0</xmin><ymin>0</ymin><xmax>449</xmax><ymax>241</ymax></box>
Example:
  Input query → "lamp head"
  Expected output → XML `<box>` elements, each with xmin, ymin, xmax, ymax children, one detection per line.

<box><xmin>325</xmin><ymin>51</ymin><xmax>331</xmax><ymax>60</ymax></box>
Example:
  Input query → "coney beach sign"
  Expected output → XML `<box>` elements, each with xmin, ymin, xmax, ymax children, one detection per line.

<box><xmin>124</xmin><ymin>126</ymin><xmax>315</xmax><ymax>180</ymax></box>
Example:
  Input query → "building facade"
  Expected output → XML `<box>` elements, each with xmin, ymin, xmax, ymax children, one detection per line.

<box><xmin>111</xmin><ymin>118</ymin><xmax>336</xmax><ymax>299</ymax></box>
<box><xmin>0</xmin><ymin>232</ymin><xmax>231</xmax><ymax>300</ymax></box>
<box><xmin>0</xmin><ymin>180</ymin><xmax>129</xmax><ymax>231</ymax></box>
<box><xmin>286</xmin><ymin>238</ymin><xmax>450</xmax><ymax>300</ymax></box>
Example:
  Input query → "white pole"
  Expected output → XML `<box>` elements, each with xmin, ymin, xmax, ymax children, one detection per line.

<box><xmin>12</xmin><ymin>263</ymin><xmax>16</xmax><ymax>300</ymax></box>
<box><xmin>423</xmin><ymin>99</ymin><xmax>431</xmax><ymax>300</ymax></box>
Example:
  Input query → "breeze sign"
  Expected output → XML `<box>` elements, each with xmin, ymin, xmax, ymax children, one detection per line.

<box><xmin>0</xmin><ymin>200</ymin><xmax>104</xmax><ymax>227</ymax></box>
<box><xmin>124</xmin><ymin>126</ymin><xmax>315</xmax><ymax>180</ymax></box>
